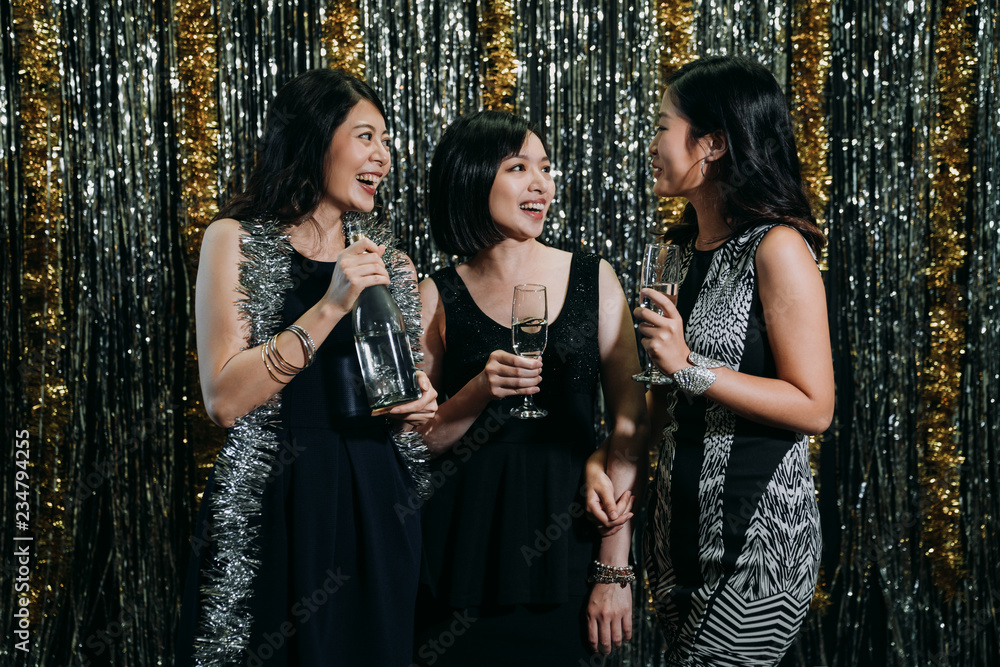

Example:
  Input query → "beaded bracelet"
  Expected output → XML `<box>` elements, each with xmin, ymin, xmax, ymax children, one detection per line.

<box><xmin>587</xmin><ymin>560</ymin><xmax>636</xmax><ymax>588</ymax></box>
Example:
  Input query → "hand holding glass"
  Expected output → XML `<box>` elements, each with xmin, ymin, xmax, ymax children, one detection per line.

<box><xmin>633</xmin><ymin>243</ymin><xmax>682</xmax><ymax>384</ymax></box>
<box><xmin>511</xmin><ymin>284</ymin><xmax>548</xmax><ymax>419</ymax></box>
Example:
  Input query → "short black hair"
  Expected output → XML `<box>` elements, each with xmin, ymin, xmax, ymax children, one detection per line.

<box><xmin>217</xmin><ymin>69</ymin><xmax>387</xmax><ymax>225</ymax></box>
<box><xmin>428</xmin><ymin>110</ymin><xmax>546</xmax><ymax>256</ymax></box>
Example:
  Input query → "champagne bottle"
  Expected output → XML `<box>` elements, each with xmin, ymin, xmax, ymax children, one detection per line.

<box><xmin>344</xmin><ymin>214</ymin><xmax>422</xmax><ymax>410</ymax></box>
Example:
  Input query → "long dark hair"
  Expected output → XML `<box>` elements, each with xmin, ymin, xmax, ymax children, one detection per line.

<box><xmin>428</xmin><ymin>110</ymin><xmax>545</xmax><ymax>256</ymax></box>
<box><xmin>660</xmin><ymin>56</ymin><xmax>826</xmax><ymax>254</ymax></box>
<box><xmin>216</xmin><ymin>69</ymin><xmax>387</xmax><ymax>225</ymax></box>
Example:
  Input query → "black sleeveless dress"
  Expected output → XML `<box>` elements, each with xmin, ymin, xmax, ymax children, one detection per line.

<box><xmin>176</xmin><ymin>249</ymin><xmax>421</xmax><ymax>666</ymax></box>
<box><xmin>644</xmin><ymin>227</ymin><xmax>821</xmax><ymax>666</ymax></box>
<box><xmin>413</xmin><ymin>253</ymin><xmax>602</xmax><ymax>666</ymax></box>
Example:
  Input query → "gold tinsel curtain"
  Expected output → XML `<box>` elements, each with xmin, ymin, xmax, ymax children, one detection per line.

<box><xmin>2</xmin><ymin>0</ymin><xmax>998</xmax><ymax>665</ymax></box>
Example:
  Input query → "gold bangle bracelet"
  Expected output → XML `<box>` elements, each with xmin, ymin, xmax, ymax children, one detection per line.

<box><xmin>261</xmin><ymin>341</ymin><xmax>290</xmax><ymax>384</ymax></box>
<box><xmin>267</xmin><ymin>334</ymin><xmax>305</xmax><ymax>376</ymax></box>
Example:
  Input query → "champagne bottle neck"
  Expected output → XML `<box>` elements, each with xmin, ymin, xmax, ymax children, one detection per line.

<box><xmin>343</xmin><ymin>212</ymin><xmax>367</xmax><ymax>245</ymax></box>
<box><xmin>345</xmin><ymin>226</ymin><xmax>366</xmax><ymax>245</ymax></box>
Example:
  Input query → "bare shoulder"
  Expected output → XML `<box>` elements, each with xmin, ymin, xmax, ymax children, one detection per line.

<box><xmin>596</xmin><ymin>257</ymin><xmax>623</xmax><ymax>286</ymax></box>
<box><xmin>756</xmin><ymin>225</ymin><xmax>817</xmax><ymax>269</ymax></box>
<box><xmin>418</xmin><ymin>275</ymin><xmax>441</xmax><ymax>305</ymax></box>
<box><xmin>596</xmin><ymin>257</ymin><xmax>628</xmax><ymax>306</ymax></box>
<box><xmin>199</xmin><ymin>218</ymin><xmax>245</xmax><ymax>261</ymax></box>
<box><xmin>195</xmin><ymin>219</ymin><xmax>245</xmax><ymax>336</ymax></box>
<box><xmin>418</xmin><ymin>276</ymin><xmax>444</xmax><ymax>328</ymax></box>
<box><xmin>418</xmin><ymin>275</ymin><xmax>447</xmax><ymax>352</ymax></box>
<box><xmin>756</xmin><ymin>225</ymin><xmax>825</xmax><ymax>315</ymax></box>
<box><xmin>202</xmin><ymin>217</ymin><xmax>243</xmax><ymax>243</ymax></box>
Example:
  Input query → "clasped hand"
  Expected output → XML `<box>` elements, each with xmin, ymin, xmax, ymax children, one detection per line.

<box><xmin>634</xmin><ymin>287</ymin><xmax>690</xmax><ymax>376</ymax></box>
<box><xmin>584</xmin><ymin>447</ymin><xmax>634</xmax><ymax>537</ymax></box>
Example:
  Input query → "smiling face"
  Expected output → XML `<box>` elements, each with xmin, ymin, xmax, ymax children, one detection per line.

<box><xmin>319</xmin><ymin>99</ymin><xmax>391</xmax><ymax>217</ymax></box>
<box><xmin>649</xmin><ymin>91</ymin><xmax>713</xmax><ymax>199</ymax></box>
<box><xmin>487</xmin><ymin>132</ymin><xmax>554</xmax><ymax>242</ymax></box>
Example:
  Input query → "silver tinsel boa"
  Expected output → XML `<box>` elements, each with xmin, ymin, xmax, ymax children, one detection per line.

<box><xmin>193</xmin><ymin>217</ymin><xmax>292</xmax><ymax>665</ymax></box>
<box><xmin>192</xmin><ymin>215</ymin><xmax>430</xmax><ymax>665</ymax></box>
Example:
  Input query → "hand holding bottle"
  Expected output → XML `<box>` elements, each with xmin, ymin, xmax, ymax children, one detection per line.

<box><xmin>341</xmin><ymin>216</ymin><xmax>424</xmax><ymax>411</ymax></box>
<box><xmin>323</xmin><ymin>238</ymin><xmax>390</xmax><ymax>315</ymax></box>
<box><xmin>381</xmin><ymin>370</ymin><xmax>439</xmax><ymax>426</ymax></box>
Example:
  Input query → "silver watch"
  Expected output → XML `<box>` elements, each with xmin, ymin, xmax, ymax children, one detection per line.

<box><xmin>672</xmin><ymin>365</ymin><xmax>717</xmax><ymax>396</ymax></box>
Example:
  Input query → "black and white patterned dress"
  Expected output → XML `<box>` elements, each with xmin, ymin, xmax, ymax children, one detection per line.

<box><xmin>644</xmin><ymin>224</ymin><xmax>821</xmax><ymax>666</ymax></box>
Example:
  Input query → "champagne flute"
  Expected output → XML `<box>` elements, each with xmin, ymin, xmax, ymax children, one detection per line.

<box><xmin>633</xmin><ymin>243</ymin><xmax>682</xmax><ymax>384</ymax></box>
<box><xmin>511</xmin><ymin>284</ymin><xmax>548</xmax><ymax>419</ymax></box>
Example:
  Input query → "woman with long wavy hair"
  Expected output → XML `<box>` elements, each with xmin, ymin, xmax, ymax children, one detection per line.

<box><xmin>587</xmin><ymin>56</ymin><xmax>834</xmax><ymax>666</ymax></box>
<box><xmin>175</xmin><ymin>69</ymin><xmax>437</xmax><ymax>666</ymax></box>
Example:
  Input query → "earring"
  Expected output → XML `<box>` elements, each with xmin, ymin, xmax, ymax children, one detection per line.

<box><xmin>700</xmin><ymin>157</ymin><xmax>710</xmax><ymax>180</ymax></box>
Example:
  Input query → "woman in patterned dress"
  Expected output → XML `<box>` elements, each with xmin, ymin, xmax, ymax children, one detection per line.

<box><xmin>586</xmin><ymin>56</ymin><xmax>834</xmax><ymax>666</ymax></box>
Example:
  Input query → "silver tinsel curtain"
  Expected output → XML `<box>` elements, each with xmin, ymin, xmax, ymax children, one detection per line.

<box><xmin>1</xmin><ymin>0</ymin><xmax>998</xmax><ymax>665</ymax></box>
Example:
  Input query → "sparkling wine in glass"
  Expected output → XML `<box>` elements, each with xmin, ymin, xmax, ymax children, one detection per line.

<box><xmin>633</xmin><ymin>243</ymin><xmax>682</xmax><ymax>385</ymax></box>
<box><xmin>511</xmin><ymin>284</ymin><xmax>548</xmax><ymax>419</ymax></box>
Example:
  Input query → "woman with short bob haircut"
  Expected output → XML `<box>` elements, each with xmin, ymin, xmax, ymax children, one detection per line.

<box><xmin>586</xmin><ymin>55</ymin><xmax>834</xmax><ymax>665</ymax></box>
<box><xmin>176</xmin><ymin>69</ymin><xmax>437</xmax><ymax>665</ymax></box>
<box><xmin>426</xmin><ymin>111</ymin><xmax>528</xmax><ymax>256</ymax></box>
<box><xmin>414</xmin><ymin>110</ymin><xmax>649</xmax><ymax>663</ymax></box>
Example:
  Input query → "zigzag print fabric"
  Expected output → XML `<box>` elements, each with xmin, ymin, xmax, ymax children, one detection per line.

<box><xmin>644</xmin><ymin>225</ymin><xmax>821</xmax><ymax>666</ymax></box>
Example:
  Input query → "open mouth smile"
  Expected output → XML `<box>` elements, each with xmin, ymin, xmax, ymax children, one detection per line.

<box><xmin>356</xmin><ymin>173</ymin><xmax>382</xmax><ymax>195</ymax></box>
<box><xmin>519</xmin><ymin>201</ymin><xmax>546</xmax><ymax>219</ymax></box>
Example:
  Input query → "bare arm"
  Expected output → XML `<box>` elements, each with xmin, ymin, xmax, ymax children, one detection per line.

<box><xmin>594</xmin><ymin>259</ymin><xmax>650</xmax><ymax>550</ymax></box>
<box><xmin>637</xmin><ymin>226</ymin><xmax>834</xmax><ymax>434</ymax></box>
<box><xmin>416</xmin><ymin>277</ymin><xmax>541</xmax><ymax>455</ymax></box>
<box><xmin>196</xmin><ymin>219</ymin><xmax>390</xmax><ymax>427</ymax></box>
<box><xmin>587</xmin><ymin>384</ymin><xmax>669</xmax><ymax>533</ymax></box>
<box><xmin>646</xmin><ymin>384</ymin><xmax>674</xmax><ymax>446</ymax></box>
<box><xmin>586</xmin><ymin>260</ymin><xmax>650</xmax><ymax>654</ymax></box>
